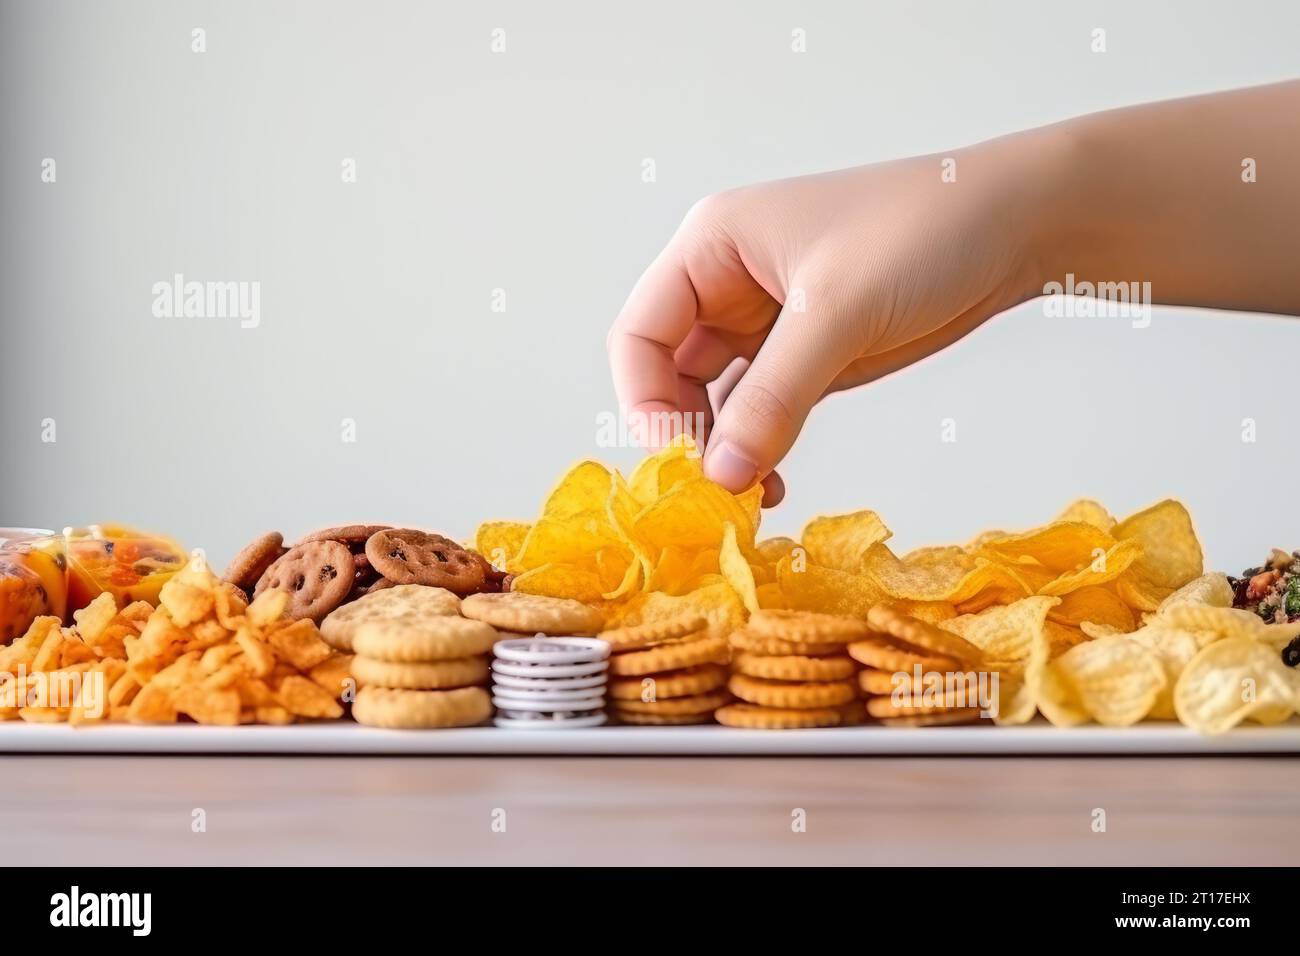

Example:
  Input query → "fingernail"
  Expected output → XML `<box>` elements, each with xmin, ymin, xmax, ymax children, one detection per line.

<box><xmin>704</xmin><ymin>441</ymin><xmax>758</xmax><ymax>490</ymax></box>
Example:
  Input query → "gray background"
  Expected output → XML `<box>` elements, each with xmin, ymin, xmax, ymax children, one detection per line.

<box><xmin>2</xmin><ymin>0</ymin><xmax>1296</xmax><ymax>570</ymax></box>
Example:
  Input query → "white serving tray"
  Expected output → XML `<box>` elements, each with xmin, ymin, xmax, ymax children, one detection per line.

<box><xmin>0</xmin><ymin>720</ymin><xmax>1297</xmax><ymax>755</ymax></box>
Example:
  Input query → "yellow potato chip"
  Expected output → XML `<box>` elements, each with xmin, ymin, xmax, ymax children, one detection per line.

<box><xmin>626</xmin><ymin>435</ymin><xmax>699</xmax><ymax>505</ymax></box>
<box><xmin>1037</xmin><ymin>636</ymin><xmax>1166</xmax><ymax>727</ymax></box>
<box><xmin>1048</xmin><ymin>586</ymin><xmax>1135</xmax><ymax>633</ymax></box>
<box><xmin>1153</xmin><ymin>572</ymin><xmax>1234</xmax><ymax>616</ymax></box>
<box><xmin>755</xmin><ymin>582</ymin><xmax>790</xmax><ymax>609</ymax></box>
<box><xmin>776</xmin><ymin>556</ymin><xmax>887</xmax><ymax>617</ymax></box>
<box><xmin>719</xmin><ymin>523</ymin><xmax>758</xmax><ymax>614</ymax></box>
<box><xmin>977</xmin><ymin>522</ymin><xmax>1117</xmax><ymax>573</ymax></box>
<box><xmin>510</xmin><ymin>562</ymin><xmax>607</xmax><ymax>604</ymax></box>
<box><xmin>939</xmin><ymin>596</ymin><xmax>1058</xmax><ymax>662</ymax></box>
<box><xmin>1174</xmin><ymin>637</ymin><xmax>1297</xmax><ymax>734</ymax></box>
<box><xmin>1127</xmin><ymin>624</ymin><xmax>1205</xmax><ymax>719</ymax></box>
<box><xmin>1111</xmin><ymin>499</ymin><xmax>1204</xmax><ymax>609</ymax></box>
<box><xmin>472</xmin><ymin>521</ymin><xmax>530</xmax><ymax>568</ymax></box>
<box><xmin>611</xmin><ymin>580</ymin><xmax>745</xmax><ymax>642</ymax></box>
<box><xmin>1036</xmin><ymin>539</ymin><xmax>1143</xmax><ymax>596</ymax></box>
<box><xmin>1158</xmin><ymin>604</ymin><xmax>1267</xmax><ymax>641</ymax></box>
<box><xmin>542</xmin><ymin>460</ymin><xmax>613</xmax><ymax>519</ymax></box>
<box><xmin>514</xmin><ymin>512</ymin><xmax>626</xmax><ymax>570</ymax></box>
<box><xmin>800</xmin><ymin>510</ymin><xmax>892</xmax><ymax>573</ymax></box>
<box><xmin>756</xmin><ymin>536</ymin><xmax>801</xmax><ymax>566</ymax></box>
<box><xmin>632</xmin><ymin>476</ymin><xmax>759</xmax><ymax>553</ymax></box>
<box><xmin>1053</xmin><ymin>498</ymin><xmax>1116</xmax><ymax>533</ymax></box>
<box><xmin>861</xmin><ymin>544</ymin><xmax>1026</xmax><ymax>604</ymax></box>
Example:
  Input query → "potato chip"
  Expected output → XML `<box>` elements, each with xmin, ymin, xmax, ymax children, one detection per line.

<box><xmin>510</xmin><ymin>563</ymin><xmax>607</xmax><ymax>604</ymax></box>
<box><xmin>1153</xmin><ymin>572</ymin><xmax>1234</xmax><ymax>616</ymax></box>
<box><xmin>626</xmin><ymin>435</ymin><xmax>698</xmax><ymax>505</ymax></box>
<box><xmin>1047</xmin><ymin>586</ymin><xmax>1135</xmax><ymax>633</ymax></box>
<box><xmin>542</xmin><ymin>460</ymin><xmax>613</xmax><ymax>519</ymax></box>
<box><xmin>756</xmin><ymin>536</ymin><xmax>801</xmax><ymax>565</ymax></box>
<box><xmin>776</xmin><ymin>556</ymin><xmax>887</xmax><ymax>617</ymax></box>
<box><xmin>514</xmin><ymin>513</ymin><xmax>625</xmax><ymax>570</ymax></box>
<box><xmin>1111</xmin><ymin>500</ymin><xmax>1203</xmax><ymax>610</ymax></box>
<box><xmin>1174</xmin><ymin>637</ymin><xmax>1297</xmax><ymax>733</ymax></box>
<box><xmin>472</xmin><ymin>521</ymin><xmax>530</xmax><ymax>568</ymax></box>
<box><xmin>976</xmin><ymin>522</ymin><xmax>1117</xmax><ymax>573</ymax></box>
<box><xmin>1053</xmin><ymin>498</ymin><xmax>1116</xmax><ymax>533</ymax></box>
<box><xmin>632</xmin><ymin>476</ymin><xmax>759</xmax><ymax>552</ymax></box>
<box><xmin>719</xmin><ymin>523</ymin><xmax>759</xmax><ymax>614</ymax></box>
<box><xmin>611</xmin><ymin>580</ymin><xmax>745</xmax><ymax>642</ymax></box>
<box><xmin>754</xmin><ymin>582</ymin><xmax>789</xmax><ymax>609</ymax></box>
<box><xmin>861</xmin><ymin>544</ymin><xmax>1026</xmax><ymax>604</ymax></box>
<box><xmin>1159</xmin><ymin>604</ymin><xmax>1267</xmax><ymax>641</ymax></box>
<box><xmin>939</xmin><ymin>596</ymin><xmax>1057</xmax><ymax>662</ymax></box>
<box><xmin>1037</xmin><ymin>636</ymin><xmax>1165</xmax><ymax>727</ymax></box>
<box><xmin>1036</xmin><ymin>539</ymin><xmax>1143</xmax><ymax>596</ymax></box>
<box><xmin>800</xmin><ymin>510</ymin><xmax>892</xmax><ymax>573</ymax></box>
<box><xmin>1127</xmin><ymin>624</ymin><xmax>1205</xmax><ymax>719</ymax></box>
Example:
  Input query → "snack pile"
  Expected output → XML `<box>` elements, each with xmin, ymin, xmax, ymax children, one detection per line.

<box><xmin>0</xmin><ymin>560</ymin><xmax>347</xmax><ymax>724</ymax></box>
<box><xmin>4</xmin><ymin>437</ymin><xmax>1300</xmax><ymax>735</ymax></box>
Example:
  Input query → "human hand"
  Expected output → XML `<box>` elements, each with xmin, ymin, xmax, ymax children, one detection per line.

<box><xmin>607</xmin><ymin>137</ymin><xmax>1051</xmax><ymax>506</ymax></box>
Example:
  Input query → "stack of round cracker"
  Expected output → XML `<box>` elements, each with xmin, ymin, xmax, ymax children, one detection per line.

<box><xmin>849</xmin><ymin>605</ymin><xmax>987</xmax><ymax>727</ymax></box>
<box><xmin>321</xmin><ymin>584</ymin><xmax>496</xmax><ymax>729</ymax></box>
<box><xmin>601</xmin><ymin>614</ymin><xmax>733</xmax><ymax>726</ymax></box>
<box><xmin>717</xmin><ymin>610</ymin><xmax>867</xmax><ymax>729</ymax></box>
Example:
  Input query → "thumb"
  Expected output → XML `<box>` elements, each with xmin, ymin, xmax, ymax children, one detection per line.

<box><xmin>702</xmin><ymin>299</ymin><xmax>848</xmax><ymax>492</ymax></box>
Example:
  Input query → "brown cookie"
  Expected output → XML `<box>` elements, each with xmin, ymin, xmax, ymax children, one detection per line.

<box><xmin>254</xmin><ymin>540</ymin><xmax>355</xmax><ymax>622</ymax></box>
<box><xmin>297</xmin><ymin>524</ymin><xmax>392</xmax><ymax>547</ymax></box>
<box><xmin>365</xmin><ymin>529</ymin><xmax>485</xmax><ymax>595</ymax></box>
<box><xmin>221</xmin><ymin>532</ymin><xmax>286</xmax><ymax>593</ymax></box>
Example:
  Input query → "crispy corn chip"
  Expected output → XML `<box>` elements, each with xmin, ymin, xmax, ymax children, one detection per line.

<box><xmin>73</xmin><ymin>593</ymin><xmax>118</xmax><ymax>643</ymax></box>
<box><xmin>174</xmin><ymin>685</ymin><xmax>241</xmax><ymax>726</ymax></box>
<box><xmin>276</xmin><ymin>675</ymin><xmax>344</xmax><ymax>719</ymax></box>
<box><xmin>265</xmin><ymin>618</ymin><xmax>334</xmax><ymax>670</ymax></box>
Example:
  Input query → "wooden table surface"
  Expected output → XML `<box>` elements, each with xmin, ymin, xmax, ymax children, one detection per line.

<box><xmin>5</xmin><ymin>755</ymin><xmax>1296</xmax><ymax>865</ymax></box>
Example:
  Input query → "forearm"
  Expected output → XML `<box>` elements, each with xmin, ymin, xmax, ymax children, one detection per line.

<box><xmin>1022</xmin><ymin>80</ymin><xmax>1300</xmax><ymax>316</ymax></box>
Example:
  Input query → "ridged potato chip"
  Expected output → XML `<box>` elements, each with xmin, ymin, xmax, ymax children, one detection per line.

<box><xmin>1037</xmin><ymin>636</ymin><xmax>1166</xmax><ymax>727</ymax></box>
<box><xmin>509</xmin><ymin>563</ymin><xmax>607</xmax><ymax>604</ymax></box>
<box><xmin>776</xmin><ymin>555</ymin><xmax>886</xmax><ymax>617</ymax></box>
<box><xmin>1128</xmin><ymin>624</ymin><xmax>1205</xmax><ymax>719</ymax></box>
<box><xmin>799</xmin><ymin>510</ymin><xmax>892</xmax><ymax>573</ymax></box>
<box><xmin>1153</xmin><ymin>572</ymin><xmax>1234</xmax><ymax>615</ymax></box>
<box><xmin>611</xmin><ymin>580</ymin><xmax>745</xmax><ymax>642</ymax></box>
<box><xmin>1110</xmin><ymin>500</ymin><xmax>1203</xmax><ymax>610</ymax></box>
<box><xmin>1035</xmin><ymin>538</ymin><xmax>1142</xmax><ymax>596</ymax></box>
<box><xmin>861</xmin><ymin>544</ymin><xmax>1027</xmax><ymax>605</ymax></box>
<box><xmin>471</xmin><ymin>521</ymin><xmax>530</xmax><ymax>568</ymax></box>
<box><xmin>719</xmin><ymin>523</ymin><xmax>759</xmax><ymax>613</ymax></box>
<box><xmin>939</xmin><ymin>595</ymin><xmax>1058</xmax><ymax>662</ymax></box>
<box><xmin>976</xmin><ymin>522</ymin><xmax>1117</xmax><ymax>573</ymax></box>
<box><xmin>1053</xmin><ymin>498</ymin><xmax>1117</xmax><ymax>533</ymax></box>
<box><xmin>1048</xmin><ymin>586</ymin><xmax>1135</xmax><ymax>633</ymax></box>
<box><xmin>1174</xmin><ymin>637</ymin><xmax>1298</xmax><ymax>733</ymax></box>
<box><xmin>542</xmin><ymin>460</ymin><xmax>613</xmax><ymax>519</ymax></box>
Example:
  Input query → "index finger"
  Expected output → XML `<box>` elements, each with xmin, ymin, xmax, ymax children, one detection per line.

<box><xmin>607</xmin><ymin>247</ymin><xmax>699</xmax><ymax>448</ymax></box>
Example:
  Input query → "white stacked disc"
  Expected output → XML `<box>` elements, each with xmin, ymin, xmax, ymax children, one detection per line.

<box><xmin>491</xmin><ymin>636</ymin><xmax>611</xmax><ymax>729</ymax></box>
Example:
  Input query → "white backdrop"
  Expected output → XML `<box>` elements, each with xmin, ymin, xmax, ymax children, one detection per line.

<box><xmin>2</xmin><ymin>0</ymin><xmax>1297</xmax><ymax>569</ymax></box>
